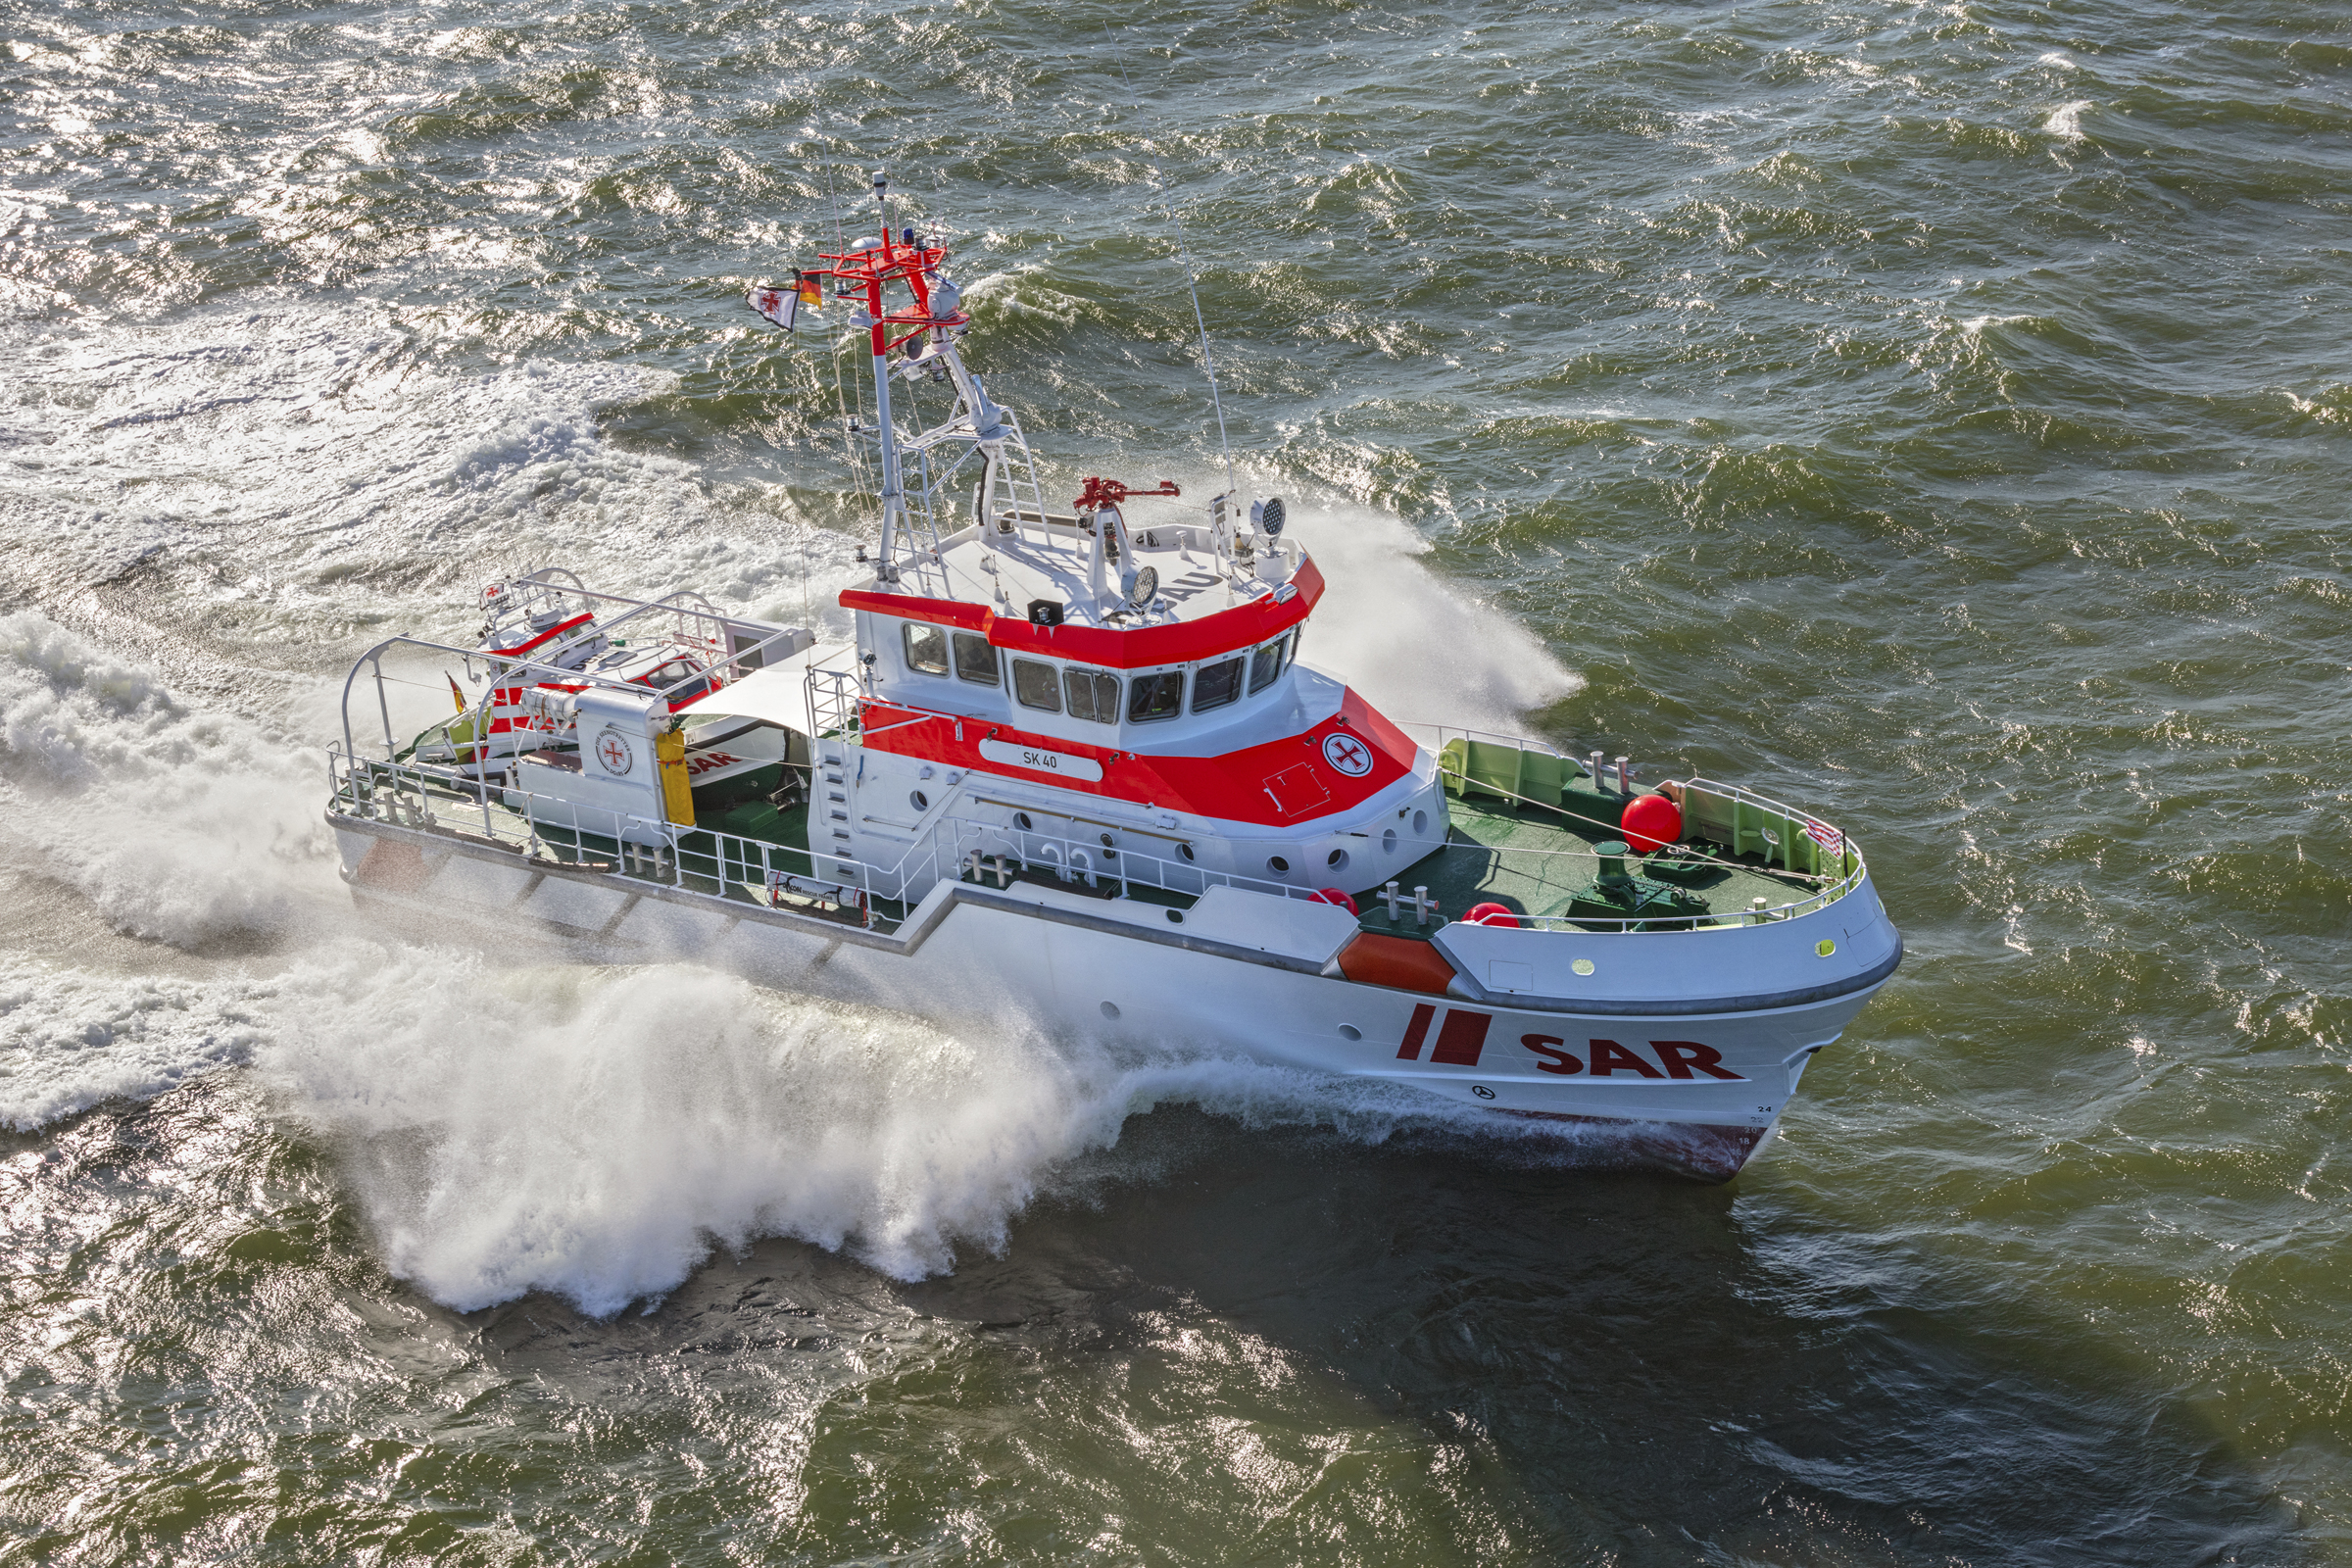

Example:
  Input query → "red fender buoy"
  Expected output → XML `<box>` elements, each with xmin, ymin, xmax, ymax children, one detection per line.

<box><xmin>1621</xmin><ymin>794</ymin><xmax>1683</xmax><ymax>855</ymax></box>
<box><xmin>1312</xmin><ymin>887</ymin><xmax>1359</xmax><ymax>915</ymax></box>
<box><xmin>1465</xmin><ymin>902</ymin><xmax>1518</xmax><ymax>928</ymax></box>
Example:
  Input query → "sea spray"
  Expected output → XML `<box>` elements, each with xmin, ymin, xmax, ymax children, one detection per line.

<box><xmin>258</xmin><ymin>953</ymin><xmax>1622</xmax><ymax>1316</ymax></box>
<box><xmin>259</xmin><ymin>955</ymin><xmax>1122</xmax><ymax>1310</ymax></box>
<box><xmin>0</xmin><ymin>612</ymin><xmax>339</xmax><ymax>948</ymax></box>
<box><xmin>0</xmin><ymin>952</ymin><xmax>270</xmax><ymax>1129</ymax></box>
<box><xmin>1282</xmin><ymin>496</ymin><xmax>1578</xmax><ymax>731</ymax></box>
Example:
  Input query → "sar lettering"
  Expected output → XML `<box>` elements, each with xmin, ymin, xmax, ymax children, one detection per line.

<box><xmin>1587</xmin><ymin>1039</ymin><xmax>1664</xmax><ymax>1079</ymax></box>
<box><xmin>1650</xmin><ymin>1041</ymin><xmax>1744</xmax><ymax>1081</ymax></box>
<box><xmin>1520</xmin><ymin>1034</ymin><xmax>1583</xmax><ymax>1075</ymax></box>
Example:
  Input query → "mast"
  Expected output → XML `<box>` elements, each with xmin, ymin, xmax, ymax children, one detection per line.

<box><xmin>867</xmin><ymin>172</ymin><xmax>904</xmax><ymax>584</ymax></box>
<box><xmin>751</xmin><ymin>176</ymin><xmax>1023</xmax><ymax>586</ymax></box>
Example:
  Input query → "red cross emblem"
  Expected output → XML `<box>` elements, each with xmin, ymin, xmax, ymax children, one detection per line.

<box><xmin>1322</xmin><ymin>732</ymin><xmax>1373</xmax><ymax>777</ymax></box>
<box><xmin>596</xmin><ymin>732</ymin><xmax>634</xmax><ymax>775</ymax></box>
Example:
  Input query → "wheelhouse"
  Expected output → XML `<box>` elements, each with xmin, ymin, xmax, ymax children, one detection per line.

<box><xmin>872</xmin><ymin>609</ymin><xmax>1307</xmax><ymax>748</ymax></box>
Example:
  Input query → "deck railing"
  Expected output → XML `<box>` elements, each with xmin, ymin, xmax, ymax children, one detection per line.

<box><xmin>327</xmin><ymin>747</ymin><xmax>949</xmax><ymax>930</ymax></box>
<box><xmin>942</xmin><ymin>817</ymin><xmax>1336</xmax><ymax>908</ymax></box>
<box><xmin>1397</xmin><ymin>720</ymin><xmax>1567</xmax><ymax>757</ymax></box>
<box><xmin>327</xmin><ymin>748</ymin><xmax>1870</xmax><ymax>939</ymax></box>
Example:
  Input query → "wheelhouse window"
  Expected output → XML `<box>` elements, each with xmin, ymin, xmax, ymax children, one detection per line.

<box><xmin>1012</xmin><ymin>658</ymin><xmax>1060</xmax><ymax>712</ymax></box>
<box><xmin>1128</xmin><ymin>670</ymin><xmax>1184</xmax><ymax>722</ymax></box>
<box><xmin>953</xmin><ymin>631</ymin><xmax>999</xmax><ymax>685</ymax></box>
<box><xmin>904</xmin><ymin>621</ymin><xmax>949</xmax><ymax>676</ymax></box>
<box><xmin>1063</xmin><ymin>666</ymin><xmax>1121</xmax><ymax>724</ymax></box>
<box><xmin>1248</xmin><ymin>633</ymin><xmax>1289</xmax><ymax>695</ymax></box>
<box><xmin>1191</xmin><ymin>655</ymin><xmax>1244</xmax><ymax>713</ymax></box>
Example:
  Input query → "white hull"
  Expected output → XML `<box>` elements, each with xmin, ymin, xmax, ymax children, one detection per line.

<box><xmin>333</xmin><ymin>812</ymin><xmax>1900</xmax><ymax>1181</ymax></box>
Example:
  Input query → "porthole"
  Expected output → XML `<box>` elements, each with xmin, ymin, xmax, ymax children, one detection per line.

<box><xmin>909</xmin><ymin>790</ymin><xmax>929</xmax><ymax>811</ymax></box>
<box><xmin>1177</xmin><ymin>842</ymin><xmax>1196</xmax><ymax>862</ymax></box>
<box><xmin>1101</xmin><ymin>1001</ymin><xmax>1121</xmax><ymax>1020</ymax></box>
<box><xmin>1100</xmin><ymin>833</ymin><xmax>1115</xmax><ymax>847</ymax></box>
<box><xmin>1014</xmin><ymin>811</ymin><xmax>1033</xmax><ymax>831</ymax></box>
<box><xmin>1165</xmin><ymin>908</ymin><xmax>1184</xmax><ymax>924</ymax></box>
<box><xmin>1268</xmin><ymin>856</ymin><xmax>1290</xmax><ymax>874</ymax></box>
<box><xmin>1338</xmin><ymin>1023</ymin><xmax>1362</xmax><ymax>1042</ymax></box>
<box><xmin>1412</xmin><ymin>809</ymin><xmax>1428</xmax><ymax>835</ymax></box>
<box><xmin>1326</xmin><ymin>848</ymin><xmax>1349</xmax><ymax>872</ymax></box>
<box><xmin>1382</xmin><ymin>828</ymin><xmax>1397</xmax><ymax>854</ymax></box>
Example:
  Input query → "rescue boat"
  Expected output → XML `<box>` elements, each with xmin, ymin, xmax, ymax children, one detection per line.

<box><xmin>324</xmin><ymin>176</ymin><xmax>1901</xmax><ymax>1180</ymax></box>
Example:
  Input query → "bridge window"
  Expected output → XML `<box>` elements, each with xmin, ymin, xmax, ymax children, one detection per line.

<box><xmin>1192</xmin><ymin>656</ymin><xmax>1244</xmax><ymax>713</ymax></box>
<box><xmin>903</xmin><ymin>621</ymin><xmax>949</xmax><ymax>676</ymax></box>
<box><xmin>1128</xmin><ymin>670</ymin><xmax>1184</xmax><ymax>722</ymax></box>
<box><xmin>1248</xmin><ymin>633</ymin><xmax>1289</xmax><ymax>695</ymax></box>
<box><xmin>1063</xmin><ymin>666</ymin><xmax>1121</xmax><ymax>724</ymax></box>
<box><xmin>953</xmin><ymin>631</ymin><xmax>999</xmax><ymax>685</ymax></box>
<box><xmin>1012</xmin><ymin>658</ymin><xmax>1060</xmax><ymax>712</ymax></box>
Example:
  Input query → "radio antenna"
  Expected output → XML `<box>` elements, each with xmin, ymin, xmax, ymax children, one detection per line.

<box><xmin>1102</xmin><ymin>25</ymin><xmax>1236</xmax><ymax>500</ymax></box>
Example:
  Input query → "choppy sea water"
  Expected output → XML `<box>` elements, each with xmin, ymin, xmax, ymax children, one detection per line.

<box><xmin>1</xmin><ymin>0</ymin><xmax>2347</xmax><ymax>1560</ymax></box>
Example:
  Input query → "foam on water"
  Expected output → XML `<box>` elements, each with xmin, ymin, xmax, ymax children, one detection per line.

<box><xmin>0</xmin><ymin>612</ymin><xmax>337</xmax><ymax>948</ymax></box>
<box><xmin>0</xmin><ymin>611</ymin><xmax>342</xmax><ymax>1124</ymax></box>
<box><xmin>2041</xmin><ymin>100</ymin><xmax>2091</xmax><ymax>141</ymax></box>
<box><xmin>0</xmin><ymin>954</ymin><xmax>267</xmax><ymax>1129</ymax></box>
<box><xmin>264</xmin><ymin>955</ymin><xmax>1110</xmax><ymax>1311</ymax></box>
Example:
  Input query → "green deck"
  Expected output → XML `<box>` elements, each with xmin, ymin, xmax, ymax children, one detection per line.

<box><xmin>1357</xmin><ymin>794</ymin><xmax>1827</xmax><ymax>939</ymax></box>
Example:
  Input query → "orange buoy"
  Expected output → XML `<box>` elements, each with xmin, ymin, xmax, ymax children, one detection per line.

<box><xmin>1312</xmin><ymin>887</ymin><xmax>1360</xmax><ymax>915</ymax></box>
<box><xmin>1465</xmin><ymin>902</ymin><xmax>1518</xmax><ymax>927</ymax></box>
<box><xmin>1621</xmin><ymin>794</ymin><xmax>1683</xmax><ymax>854</ymax></box>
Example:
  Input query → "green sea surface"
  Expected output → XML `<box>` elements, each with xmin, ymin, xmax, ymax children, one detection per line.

<box><xmin>0</xmin><ymin>0</ymin><xmax>2347</xmax><ymax>1560</ymax></box>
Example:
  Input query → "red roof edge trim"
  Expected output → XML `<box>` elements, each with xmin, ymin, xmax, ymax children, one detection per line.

<box><xmin>838</xmin><ymin>589</ymin><xmax>994</xmax><ymax>631</ymax></box>
<box><xmin>837</xmin><ymin>556</ymin><xmax>1327</xmax><ymax>672</ymax></box>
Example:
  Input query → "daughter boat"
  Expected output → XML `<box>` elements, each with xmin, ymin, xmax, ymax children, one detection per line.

<box><xmin>325</xmin><ymin>177</ymin><xmax>1901</xmax><ymax>1180</ymax></box>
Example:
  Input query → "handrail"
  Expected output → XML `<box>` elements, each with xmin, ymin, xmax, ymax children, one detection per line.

<box><xmin>325</xmin><ymin>752</ymin><xmax>1871</xmax><ymax>938</ymax></box>
<box><xmin>1681</xmin><ymin>774</ymin><xmax>1836</xmax><ymax>829</ymax></box>
<box><xmin>338</xmin><ymin>622</ymin><xmax>813</xmax><ymax>765</ymax></box>
<box><xmin>1397</xmin><ymin>719</ymin><xmax>1565</xmax><ymax>758</ymax></box>
<box><xmin>943</xmin><ymin>815</ymin><xmax>1332</xmax><ymax>907</ymax></box>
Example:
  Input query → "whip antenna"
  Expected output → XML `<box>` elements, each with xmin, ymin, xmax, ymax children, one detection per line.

<box><xmin>1102</xmin><ymin>25</ymin><xmax>1236</xmax><ymax>499</ymax></box>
